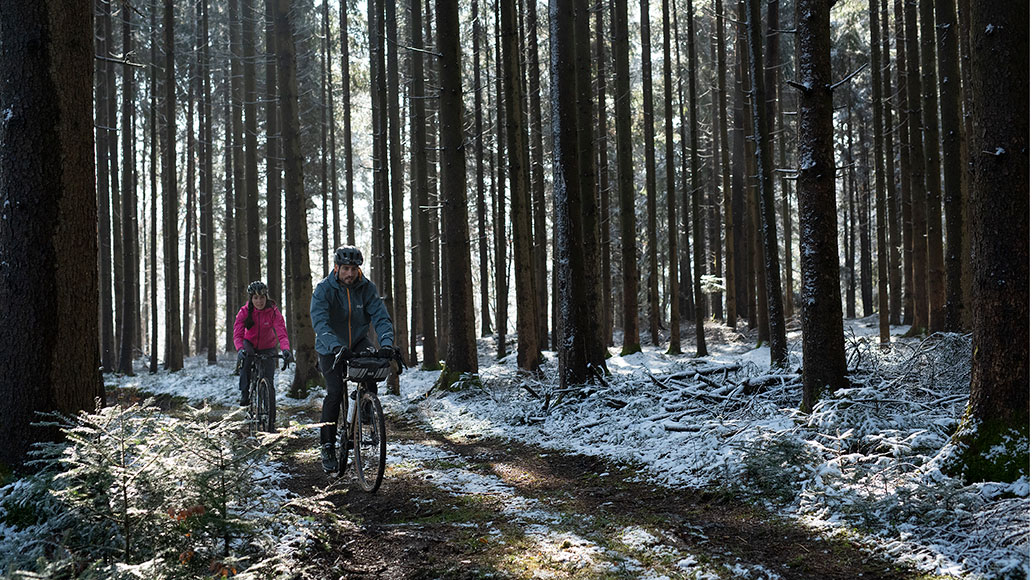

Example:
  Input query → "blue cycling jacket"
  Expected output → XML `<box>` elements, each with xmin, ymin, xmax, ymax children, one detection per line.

<box><xmin>310</xmin><ymin>269</ymin><xmax>394</xmax><ymax>356</ymax></box>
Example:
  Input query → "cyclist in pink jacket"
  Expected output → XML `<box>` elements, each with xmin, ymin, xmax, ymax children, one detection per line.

<box><xmin>234</xmin><ymin>281</ymin><xmax>293</xmax><ymax>405</ymax></box>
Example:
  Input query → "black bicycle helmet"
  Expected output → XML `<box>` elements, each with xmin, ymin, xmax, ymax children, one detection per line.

<box><xmin>334</xmin><ymin>245</ymin><xmax>364</xmax><ymax>266</ymax></box>
<box><xmin>247</xmin><ymin>280</ymin><xmax>268</xmax><ymax>296</ymax></box>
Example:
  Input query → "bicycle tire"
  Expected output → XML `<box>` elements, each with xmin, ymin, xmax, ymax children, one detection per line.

<box><xmin>353</xmin><ymin>390</ymin><xmax>386</xmax><ymax>492</ymax></box>
<box><xmin>256</xmin><ymin>378</ymin><xmax>276</xmax><ymax>432</ymax></box>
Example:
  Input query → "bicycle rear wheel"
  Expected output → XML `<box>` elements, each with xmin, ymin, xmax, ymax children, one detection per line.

<box><xmin>256</xmin><ymin>378</ymin><xmax>276</xmax><ymax>432</ymax></box>
<box><xmin>353</xmin><ymin>391</ymin><xmax>386</xmax><ymax>492</ymax></box>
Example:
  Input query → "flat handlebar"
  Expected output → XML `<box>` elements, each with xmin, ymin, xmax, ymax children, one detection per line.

<box><xmin>332</xmin><ymin>346</ymin><xmax>406</xmax><ymax>374</ymax></box>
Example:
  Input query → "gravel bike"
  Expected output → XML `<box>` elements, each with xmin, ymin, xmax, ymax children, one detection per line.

<box><xmin>332</xmin><ymin>346</ymin><xmax>404</xmax><ymax>492</ymax></box>
<box><xmin>240</xmin><ymin>352</ymin><xmax>289</xmax><ymax>435</ymax></box>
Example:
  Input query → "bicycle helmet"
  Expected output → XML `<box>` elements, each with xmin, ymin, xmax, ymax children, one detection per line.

<box><xmin>247</xmin><ymin>280</ymin><xmax>268</xmax><ymax>296</ymax></box>
<box><xmin>334</xmin><ymin>245</ymin><xmax>364</xmax><ymax>266</ymax></box>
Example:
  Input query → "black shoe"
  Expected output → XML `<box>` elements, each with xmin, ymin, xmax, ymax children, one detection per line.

<box><xmin>320</xmin><ymin>443</ymin><xmax>339</xmax><ymax>473</ymax></box>
<box><xmin>239</xmin><ymin>394</ymin><xmax>250</xmax><ymax>406</ymax></box>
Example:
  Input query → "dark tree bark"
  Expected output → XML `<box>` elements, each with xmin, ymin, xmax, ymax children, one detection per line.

<box><xmin>526</xmin><ymin>0</ymin><xmax>549</xmax><ymax>349</ymax></box>
<box><xmin>918</xmin><ymin>0</ymin><xmax>945</xmax><ymax>332</ymax></box>
<box><xmin>340</xmin><ymin>0</ymin><xmax>356</xmax><ymax>246</ymax></box>
<box><xmin>385</xmin><ymin>0</ymin><xmax>408</xmax><ymax>376</ymax></box>
<box><xmin>882</xmin><ymin>0</ymin><xmax>901</xmax><ymax>328</ymax></box>
<box><xmin>184</xmin><ymin>13</ymin><xmax>196</xmax><ymax>356</ymax></box>
<box><xmin>411</xmin><ymin>0</ymin><xmax>438</xmax><ymax>369</ymax></box>
<box><xmin>275</xmin><ymin>0</ymin><xmax>319</xmax><ymax>396</ymax></box>
<box><xmin>551</xmin><ymin>0</ymin><xmax>593</xmax><ymax>387</ymax></box>
<box><xmin>949</xmin><ymin>0</ymin><xmax>1028</xmax><ymax>483</ymax></box>
<box><xmin>871</xmin><ymin>0</ymin><xmax>890</xmax><ymax>344</ymax></box>
<box><xmin>682</xmin><ymin>0</ymin><xmax>706</xmax><ymax>357</ymax></box>
<box><xmin>118</xmin><ymin>1</ymin><xmax>138</xmax><ymax>374</ymax></box>
<box><xmin>746</xmin><ymin>0</ymin><xmax>787</xmax><ymax>366</ymax></box>
<box><xmin>716</xmin><ymin>0</ymin><xmax>734</xmax><ymax>327</ymax></box>
<box><xmin>437</xmin><ymin>0</ymin><xmax>479</xmax><ymax>379</ymax></box>
<box><xmin>493</xmin><ymin>0</ymin><xmax>508</xmax><ymax>360</ymax></box>
<box><xmin>612</xmin><ymin>0</ymin><xmax>641</xmax><ymax>355</ymax></box>
<box><xmin>0</xmin><ymin>0</ymin><xmax>102</xmax><ymax>467</ymax></box>
<box><xmin>243</xmin><ymin>0</ymin><xmax>260</xmax><ymax>283</ymax></box>
<box><xmin>202</xmin><ymin>0</ymin><xmax>216</xmax><ymax>364</ymax></box>
<box><xmin>795</xmin><ymin>0</ymin><xmax>847</xmax><ymax>412</ymax></box>
<box><xmin>230</xmin><ymin>0</ymin><xmax>247</xmax><ymax>301</ymax></box>
<box><xmin>574</xmin><ymin>0</ymin><xmax>606</xmax><ymax>369</ymax></box>
<box><xmin>893</xmin><ymin>0</ymin><xmax>914</xmax><ymax>327</ymax></box>
<box><xmin>597</xmin><ymin>0</ymin><xmax>614</xmax><ymax>347</ymax></box>
<box><xmin>904</xmin><ymin>0</ymin><xmax>928</xmax><ymax>333</ymax></box>
<box><xmin>473</xmin><ymin>0</ymin><xmax>492</xmax><ymax>338</ymax></box>
<box><xmin>502</xmin><ymin>0</ymin><xmax>542</xmax><ymax>372</ymax></box>
<box><xmin>322</xmin><ymin>0</ymin><xmax>340</xmax><ymax>252</ymax></box>
<box><xmin>96</xmin><ymin>0</ymin><xmax>116</xmax><ymax>372</ymax></box>
<box><xmin>161</xmin><ymin>0</ymin><xmax>183</xmax><ymax>371</ymax></box>
<box><xmin>934</xmin><ymin>0</ymin><xmax>966</xmax><ymax>331</ymax></box>
<box><xmin>640</xmin><ymin>0</ymin><xmax>660</xmax><ymax>345</ymax></box>
<box><xmin>662</xmin><ymin>0</ymin><xmax>681</xmax><ymax>354</ymax></box>
<box><xmin>672</xmin><ymin>0</ymin><xmax>695</xmax><ymax>332</ymax></box>
<box><xmin>266</xmin><ymin>0</ymin><xmax>282</xmax><ymax>307</ymax></box>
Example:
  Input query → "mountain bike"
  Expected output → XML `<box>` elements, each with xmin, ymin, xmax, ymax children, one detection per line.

<box><xmin>241</xmin><ymin>352</ymin><xmax>289</xmax><ymax>435</ymax></box>
<box><xmin>332</xmin><ymin>346</ymin><xmax>405</xmax><ymax>492</ymax></box>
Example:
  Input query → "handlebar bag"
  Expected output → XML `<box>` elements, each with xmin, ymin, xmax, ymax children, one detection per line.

<box><xmin>347</xmin><ymin>357</ymin><xmax>392</xmax><ymax>381</ymax></box>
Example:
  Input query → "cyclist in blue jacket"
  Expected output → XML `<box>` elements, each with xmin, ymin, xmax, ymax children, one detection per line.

<box><xmin>310</xmin><ymin>245</ymin><xmax>395</xmax><ymax>472</ymax></box>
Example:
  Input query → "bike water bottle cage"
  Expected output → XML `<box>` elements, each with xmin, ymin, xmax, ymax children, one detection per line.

<box><xmin>347</xmin><ymin>357</ymin><xmax>391</xmax><ymax>381</ymax></box>
<box><xmin>334</xmin><ymin>246</ymin><xmax>363</xmax><ymax>266</ymax></box>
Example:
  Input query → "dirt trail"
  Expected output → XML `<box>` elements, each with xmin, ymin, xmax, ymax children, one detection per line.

<box><xmin>276</xmin><ymin>408</ymin><xmax>926</xmax><ymax>580</ymax></box>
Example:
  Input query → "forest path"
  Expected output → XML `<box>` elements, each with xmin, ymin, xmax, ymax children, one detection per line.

<box><xmin>276</xmin><ymin>405</ymin><xmax>925</xmax><ymax>580</ymax></box>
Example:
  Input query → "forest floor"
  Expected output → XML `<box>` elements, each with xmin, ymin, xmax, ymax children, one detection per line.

<box><xmin>273</xmin><ymin>400</ymin><xmax>932</xmax><ymax>579</ymax></box>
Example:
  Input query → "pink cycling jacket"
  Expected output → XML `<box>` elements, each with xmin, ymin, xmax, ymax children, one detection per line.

<box><xmin>233</xmin><ymin>302</ymin><xmax>291</xmax><ymax>351</ymax></box>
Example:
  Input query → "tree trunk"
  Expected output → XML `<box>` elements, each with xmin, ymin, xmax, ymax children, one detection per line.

<box><xmin>162</xmin><ymin>0</ymin><xmax>183</xmax><ymax>371</ymax></box>
<box><xmin>796</xmin><ymin>0</ymin><xmax>847</xmax><ymax>412</ymax></box>
<box><xmin>118</xmin><ymin>3</ymin><xmax>138</xmax><ymax>374</ymax></box>
<box><xmin>203</xmin><ymin>0</ymin><xmax>217</xmax><ymax>363</ymax></box>
<box><xmin>640</xmin><ymin>0</ymin><xmax>660</xmax><ymax>345</ymax></box>
<box><xmin>552</xmin><ymin>0</ymin><xmax>592</xmax><ymax>387</ymax></box>
<box><xmin>385</xmin><ymin>0</ymin><xmax>408</xmax><ymax>379</ymax></box>
<box><xmin>0</xmin><ymin>0</ymin><xmax>102</xmax><ymax>467</ymax></box>
<box><xmin>502</xmin><ymin>0</ymin><xmax>542</xmax><ymax>372</ymax></box>
<box><xmin>411</xmin><ymin>0</ymin><xmax>438</xmax><ymax>369</ymax></box>
<box><xmin>918</xmin><ymin>0</ymin><xmax>945</xmax><ymax>332</ymax></box>
<box><xmin>597</xmin><ymin>0</ymin><xmax>614</xmax><ymax>347</ymax></box>
<box><xmin>493</xmin><ymin>1</ymin><xmax>508</xmax><ymax>360</ymax></box>
<box><xmin>935</xmin><ymin>0</ymin><xmax>966</xmax><ymax>331</ymax></box>
<box><xmin>904</xmin><ymin>0</ymin><xmax>928</xmax><ymax>333</ymax></box>
<box><xmin>275</xmin><ymin>0</ymin><xmax>320</xmax><ymax>396</ymax></box>
<box><xmin>662</xmin><ymin>0</ymin><xmax>680</xmax><ymax>354</ymax></box>
<box><xmin>716</xmin><ymin>0</ymin><xmax>733</xmax><ymax>327</ymax></box>
<box><xmin>871</xmin><ymin>0</ymin><xmax>890</xmax><ymax>344</ymax></box>
<box><xmin>526</xmin><ymin>0</ymin><xmax>550</xmax><ymax>350</ymax></box>
<box><xmin>950</xmin><ymin>0</ymin><xmax>1028</xmax><ymax>483</ymax></box>
<box><xmin>612</xmin><ymin>0</ymin><xmax>641</xmax><ymax>355</ymax></box>
<box><xmin>746</xmin><ymin>0</ymin><xmax>787</xmax><ymax>366</ymax></box>
<box><xmin>243</xmin><ymin>0</ymin><xmax>260</xmax><ymax>283</ymax></box>
<box><xmin>266</xmin><ymin>0</ymin><xmax>282</xmax><ymax>310</ymax></box>
<box><xmin>339</xmin><ymin>0</ymin><xmax>356</xmax><ymax>246</ymax></box>
<box><xmin>230</xmin><ymin>0</ymin><xmax>247</xmax><ymax>304</ymax></box>
<box><xmin>96</xmin><ymin>0</ymin><xmax>116</xmax><ymax>372</ymax></box>
<box><xmin>880</xmin><ymin>0</ymin><xmax>900</xmax><ymax>328</ymax></box>
<box><xmin>437</xmin><ymin>0</ymin><xmax>479</xmax><ymax>378</ymax></box>
<box><xmin>473</xmin><ymin>0</ymin><xmax>491</xmax><ymax>338</ymax></box>
<box><xmin>893</xmin><ymin>0</ymin><xmax>913</xmax><ymax>327</ymax></box>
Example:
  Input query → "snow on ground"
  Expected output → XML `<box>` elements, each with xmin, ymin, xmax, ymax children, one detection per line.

<box><xmin>105</xmin><ymin>316</ymin><xmax>1028</xmax><ymax>579</ymax></box>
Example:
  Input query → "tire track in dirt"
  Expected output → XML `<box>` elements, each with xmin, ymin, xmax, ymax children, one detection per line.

<box><xmin>278</xmin><ymin>408</ymin><xmax>927</xmax><ymax>579</ymax></box>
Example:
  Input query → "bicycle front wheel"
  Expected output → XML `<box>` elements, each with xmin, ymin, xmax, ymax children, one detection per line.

<box><xmin>256</xmin><ymin>378</ymin><xmax>276</xmax><ymax>432</ymax></box>
<box><xmin>353</xmin><ymin>391</ymin><xmax>386</xmax><ymax>492</ymax></box>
